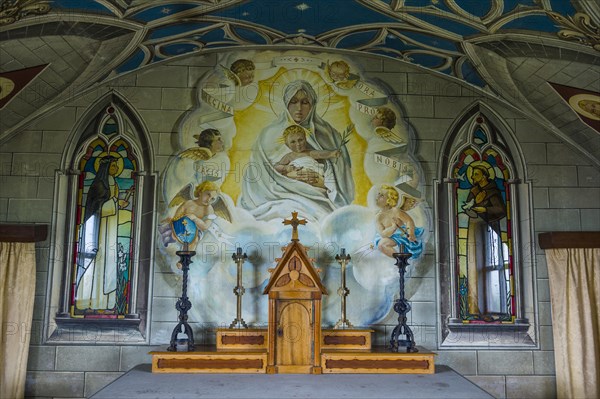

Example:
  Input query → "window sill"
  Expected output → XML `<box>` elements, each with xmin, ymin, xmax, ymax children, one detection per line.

<box><xmin>47</xmin><ymin>315</ymin><xmax>146</xmax><ymax>344</ymax></box>
<box><xmin>440</xmin><ymin>320</ymin><xmax>535</xmax><ymax>349</ymax></box>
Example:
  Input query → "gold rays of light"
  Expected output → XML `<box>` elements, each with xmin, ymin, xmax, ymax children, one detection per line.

<box><xmin>222</xmin><ymin>66</ymin><xmax>369</xmax><ymax>206</ymax></box>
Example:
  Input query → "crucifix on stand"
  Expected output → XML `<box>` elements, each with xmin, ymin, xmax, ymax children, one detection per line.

<box><xmin>283</xmin><ymin>211</ymin><xmax>307</xmax><ymax>241</ymax></box>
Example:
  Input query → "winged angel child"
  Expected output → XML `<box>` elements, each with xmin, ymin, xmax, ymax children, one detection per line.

<box><xmin>159</xmin><ymin>180</ymin><xmax>232</xmax><ymax>251</ymax></box>
<box><xmin>374</xmin><ymin>184</ymin><xmax>424</xmax><ymax>259</ymax></box>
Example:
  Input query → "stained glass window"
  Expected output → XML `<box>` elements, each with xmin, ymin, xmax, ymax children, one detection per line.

<box><xmin>70</xmin><ymin>109</ymin><xmax>138</xmax><ymax>319</ymax></box>
<box><xmin>453</xmin><ymin>147</ymin><xmax>514</xmax><ymax>323</ymax></box>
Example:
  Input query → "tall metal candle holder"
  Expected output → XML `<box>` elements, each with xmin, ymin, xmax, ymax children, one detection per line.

<box><xmin>390</xmin><ymin>245</ymin><xmax>418</xmax><ymax>353</ymax></box>
<box><xmin>167</xmin><ymin>242</ymin><xmax>196</xmax><ymax>352</ymax></box>
<box><xmin>229</xmin><ymin>247</ymin><xmax>249</xmax><ymax>329</ymax></box>
<box><xmin>334</xmin><ymin>248</ymin><xmax>353</xmax><ymax>329</ymax></box>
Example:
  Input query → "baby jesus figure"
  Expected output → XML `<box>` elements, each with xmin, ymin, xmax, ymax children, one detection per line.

<box><xmin>274</xmin><ymin>125</ymin><xmax>341</xmax><ymax>188</ymax></box>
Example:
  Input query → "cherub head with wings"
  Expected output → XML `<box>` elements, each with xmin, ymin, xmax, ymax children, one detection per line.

<box><xmin>221</xmin><ymin>59</ymin><xmax>255</xmax><ymax>86</ymax></box>
<box><xmin>379</xmin><ymin>184</ymin><xmax>420</xmax><ymax>211</ymax></box>
<box><xmin>179</xmin><ymin>128</ymin><xmax>224</xmax><ymax>161</ymax></box>
<box><xmin>372</xmin><ymin>107</ymin><xmax>396</xmax><ymax>130</ymax></box>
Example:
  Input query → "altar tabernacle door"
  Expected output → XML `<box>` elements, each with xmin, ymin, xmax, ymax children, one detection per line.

<box><xmin>263</xmin><ymin>241</ymin><xmax>327</xmax><ymax>374</ymax></box>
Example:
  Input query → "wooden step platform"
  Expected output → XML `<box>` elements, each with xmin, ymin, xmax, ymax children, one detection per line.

<box><xmin>216</xmin><ymin>328</ymin><xmax>268</xmax><ymax>350</ymax></box>
<box><xmin>151</xmin><ymin>347</ymin><xmax>267</xmax><ymax>374</ymax></box>
<box><xmin>215</xmin><ymin>327</ymin><xmax>374</xmax><ymax>351</ymax></box>
<box><xmin>322</xmin><ymin>329</ymin><xmax>373</xmax><ymax>350</ymax></box>
<box><xmin>321</xmin><ymin>347</ymin><xmax>435</xmax><ymax>374</ymax></box>
<box><xmin>151</xmin><ymin>346</ymin><xmax>434</xmax><ymax>374</ymax></box>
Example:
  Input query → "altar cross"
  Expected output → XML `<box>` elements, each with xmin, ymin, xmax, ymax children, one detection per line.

<box><xmin>283</xmin><ymin>211</ymin><xmax>307</xmax><ymax>241</ymax></box>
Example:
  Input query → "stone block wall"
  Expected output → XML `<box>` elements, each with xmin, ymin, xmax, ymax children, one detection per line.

<box><xmin>0</xmin><ymin>48</ymin><xmax>598</xmax><ymax>398</ymax></box>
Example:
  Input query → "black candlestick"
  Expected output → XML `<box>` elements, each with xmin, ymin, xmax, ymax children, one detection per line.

<box><xmin>390</xmin><ymin>246</ymin><xmax>418</xmax><ymax>353</ymax></box>
<box><xmin>167</xmin><ymin>246</ymin><xmax>196</xmax><ymax>352</ymax></box>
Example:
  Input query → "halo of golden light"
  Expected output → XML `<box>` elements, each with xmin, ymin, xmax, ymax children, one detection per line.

<box><xmin>94</xmin><ymin>151</ymin><xmax>125</xmax><ymax>176</ymax></box>
<box><xmin>268</xmin><ymin>68</ymin><xmax>335</xmax><ymax>119</ymax></box>
<box><xmin>466</xmin><ymin>160</ymin><xmax>495</xmax><ymax>185</ymax></box>
<box><xmin>569</xmin><ymin>93</ymin><xmax>600</xmax><ymax>121</ymax></box>
<box><xmin>222</xmin><ymin>65</ymin><xmax>370</xmax><ymax>206</ymax></box>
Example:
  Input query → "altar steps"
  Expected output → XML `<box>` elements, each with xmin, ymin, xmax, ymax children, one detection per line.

<box><xmin>151</xmin><ymin>348</ymin><xmax>268</xmax><ymax>374</ymax></box>
<box><xmin>321</xmin><ymin>348</ymin><xmax>435</xmax><ymax>374</ymax></box>
<box><xmin>152</xmin><ymin>327</ymin><xmax>434</xmax><ymax>374</ymax></box>
<box><xmin>151</xmin><ymin>346</ymin><xmax>434</xmax><ymax>374</ymax></box>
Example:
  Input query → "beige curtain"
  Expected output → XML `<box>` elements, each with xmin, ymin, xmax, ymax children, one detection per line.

<box><xmin>546</xmin><ymin>248</ymin><xmax>600</xmax><ymax>399</ymax></box>
<box><xmin>0</xmin><ymin>242</ymin><xmax>36</xmax><ymax>399</ymax></box>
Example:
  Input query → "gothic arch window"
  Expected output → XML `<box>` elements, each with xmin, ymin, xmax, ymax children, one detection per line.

<box><xmin>453</xmin><ymin>139</ymin><xmax>514</xmax><ymax>322</ymax></box>
<box><xmin>71</xmin><ymin>136</ymin><xmax>138</xmax><ymax>318</ymax></box>
<box><xmin>436</xmin><ymin>103</ymin><xmax>536</xmax><ymax>348</ymax></box>
<box><xmin>46</xmin><ymin>93</ymin><xmax>156</xmax><ymax>343</ymax></box>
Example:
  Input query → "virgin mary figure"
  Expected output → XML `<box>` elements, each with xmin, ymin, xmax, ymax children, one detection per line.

<box><xmin>239</xmin><ymin>80</ymin><xmax>354</xmax><ymax>221</ymax></box>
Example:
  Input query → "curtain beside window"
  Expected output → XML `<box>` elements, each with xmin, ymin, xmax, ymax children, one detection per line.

<box><xmin>0</xmin><ymin>242</ymin><xmax>36</xmax><ymax>399</ymax></box>
<box><xmin>546</xmin><ymin>248</ymin><xmax>599</xmax><ymax>399</ymax></box>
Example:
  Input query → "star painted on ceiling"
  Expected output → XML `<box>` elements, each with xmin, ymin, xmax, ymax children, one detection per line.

<box><xmin>295</xmin><ymin>3</ymin><xmax>310</xmax><ymax>11</ymax></box>
<box><xmin>298</xmin><ymin>29</ymin><xmax>306</xmax><ymax>33</ymax></box>
<box><xmin>161</xmin><ymin>7</ymin><xmax>171</xmax><ymax>14</ymax></box>
<box><xmin>242</xmin><ymin>11</ymin><xmax>249</xmax><ymax>16</ymax></box>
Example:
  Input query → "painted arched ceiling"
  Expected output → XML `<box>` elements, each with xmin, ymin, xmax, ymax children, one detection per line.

<box><xmin>1</xmin><ymin>0</ymin><xmax>599</xmax><ymax>164</ymax></box>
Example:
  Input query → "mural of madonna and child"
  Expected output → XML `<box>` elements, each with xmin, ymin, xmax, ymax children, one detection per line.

<box><xmin>157</xmin><ymin>51</ymin><xmax>430</xmax><ymax>329</ymax></box>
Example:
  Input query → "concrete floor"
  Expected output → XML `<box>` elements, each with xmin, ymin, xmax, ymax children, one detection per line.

<box><xmin>91</xmin><ymin>364</ymin><xmax>494</xmax><ymax>399</ymax></box>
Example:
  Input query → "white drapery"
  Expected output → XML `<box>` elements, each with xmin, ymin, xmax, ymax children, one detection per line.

<box><xmin>0</xmin><ymin>242</ymin><xmax>36</xmax><ymax>399</ymax></box>
<box><xmin>545</xmin><ymin>247</ymin><xmax>599</xmax><ymax>399</ymax></box>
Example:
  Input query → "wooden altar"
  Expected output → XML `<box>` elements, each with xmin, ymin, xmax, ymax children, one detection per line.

<box><xmin>151</xmin><ymin>213</ymin><xmax>435</xmax><ymax>374</ymax></box>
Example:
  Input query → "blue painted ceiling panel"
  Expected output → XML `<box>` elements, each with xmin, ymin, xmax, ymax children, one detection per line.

<box><xmin>51</xmin><ymin>0</ymin><xmax>113</xmax><ymax>15</ymax></box>
<box><xmin>130</xmin><ymin>3</ymin><xmax>200</xmax><ymax>23</ymax></box>
<box><xmin>212</xmin><ymin>0</ymin><xmax>398</xmax><ymax>36</ymax></box>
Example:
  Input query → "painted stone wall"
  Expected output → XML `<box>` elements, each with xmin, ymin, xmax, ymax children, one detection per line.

<box><xmin>156</xmin><ymin>50</ymin><xmax>430</xmax><ymax>333</ymax></box>
<box><xmin>0</xmin><ymin>48</ymin><xmax>598</xmax><ymax>398</ymax></box>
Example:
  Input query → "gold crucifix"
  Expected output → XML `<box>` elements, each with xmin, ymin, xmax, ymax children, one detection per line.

<box><xmin>282</xmin><ymin>211</ymin><xmax>307</xmax><ymax>241</ymax></box>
